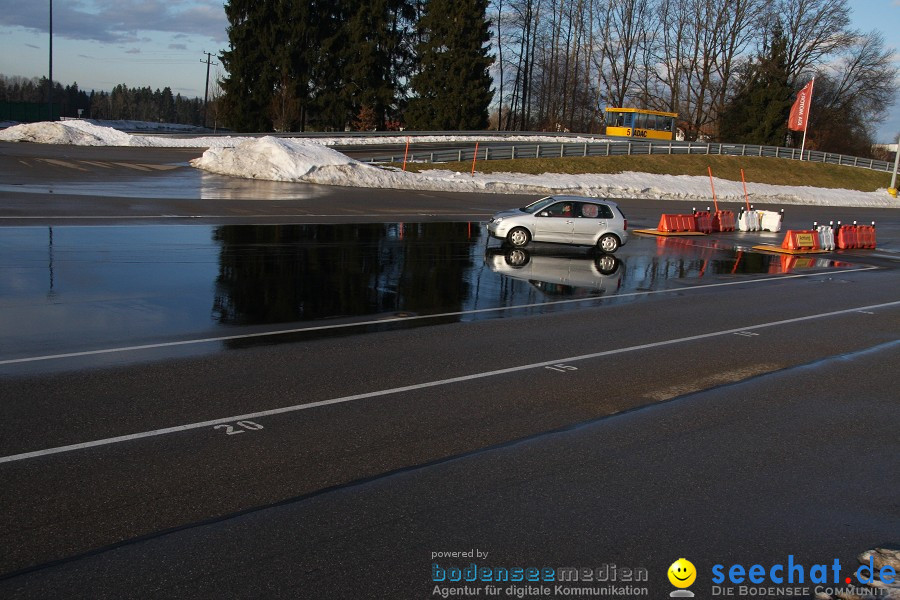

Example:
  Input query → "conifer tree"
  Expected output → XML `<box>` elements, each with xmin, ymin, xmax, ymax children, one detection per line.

<box><xmin>220</xmin><ymin>0</ymin><xmax>281</xmax><ymax>132</ymax></box>
<box><xmin>406</xmin><ymin>0</ymin><xmax>494</xmax><ymax>130</ymax></box>
<box><xmin>718</xmin><ymin>27</ymin><xmax>793</xmax><ymax>146</ymax></box>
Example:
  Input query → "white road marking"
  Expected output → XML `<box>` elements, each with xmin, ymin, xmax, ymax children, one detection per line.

<box><xmin>0</xmin><ymin>266</ymin><xmax>879</xmax><ymax>366</ymax></box>
<box><xmin>0</xmin><ymin>299</ymin><xmax>897</xmax><ymax>465</ymax></box>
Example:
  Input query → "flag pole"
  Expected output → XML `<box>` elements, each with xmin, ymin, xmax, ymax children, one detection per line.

<box><xmin>799</xmin><ymin>77</ymin><xmax>814</xmax><ymax>160</ymax></box>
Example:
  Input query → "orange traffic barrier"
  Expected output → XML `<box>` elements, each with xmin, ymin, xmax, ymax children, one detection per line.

<box><xmin>657</xmin><ymin>214</ymin><xmax>697</xmax><ymax>232</ymax></box>
<box><xmin>858</xmin><ymin>223</ymin><xmax>877</xmax><ymax>248</ymax></box>
<box><xmin>693</xmin><ymin>209</ymin><xmax>713</xmax><ymax>233</ymax></box>
<box><xmin>657</xmin><ymin>214</ymin><xmax>678</xmax><ymax>231</ymax></box>
<box><xmin>836</xmin><ymin>224</ymin><xmax>858</xmax><ymax>249</ymax></box>
<box><xmin>781</xmin><ymin>230</ymin><xmax>820</xmax><ymax>251</ymax></box>
<box><xmin>715</xmin><ymin>210</ymin><xmax>736</xmax><ymax>232</ymax></box>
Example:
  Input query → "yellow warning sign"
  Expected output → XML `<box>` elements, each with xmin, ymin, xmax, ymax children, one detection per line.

<box><xmin>795</xmin><ymin>233</ymin><xmax>815</xmax><ymax>247</ymax></box>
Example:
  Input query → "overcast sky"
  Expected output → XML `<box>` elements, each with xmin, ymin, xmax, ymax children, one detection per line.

<box><xmin>1</xmin><ymin>0</ymin><xmax>898</xmax><ymax>140</ymax></box>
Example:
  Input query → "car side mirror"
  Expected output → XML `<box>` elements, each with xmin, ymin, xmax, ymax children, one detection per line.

<box><xmin>539</xmin><ymin>211</ymin><xmax>549</xmax><ymax>217</ymax></box>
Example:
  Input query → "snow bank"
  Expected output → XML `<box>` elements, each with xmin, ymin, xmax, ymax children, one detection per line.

<box><xmin>62</xmin><ymin>118</ymin><xmax>209</xmax><ymax>133</ymax></box>
<box><xmin>0</xmin><ymin>119</ymin><xmax>609</xmax><ymax>148</ymax></box>
<box><xmin>191</xmin><ymin>137</ymin><xmax>898</xmax><ymax>208</ymax></box>
<box><xmin>0</xmin><ymin>120</ymin><xmax>137</xmax><ymax>146</ymax></box>
<box><xmin>0</xmin><ymin>120</ymin><xmax>237</xmax><ymax>148</ymax></box>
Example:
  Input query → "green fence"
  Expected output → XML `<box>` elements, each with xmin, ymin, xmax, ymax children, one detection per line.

<box><xmin>0</xmin><ymin>102</ymin><xmax>61</xmax><ymax>122</ymax></box>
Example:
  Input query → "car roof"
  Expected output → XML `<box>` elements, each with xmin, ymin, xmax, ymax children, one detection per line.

<box><xmin>547</xmin><ymin>195</ymin><xmax>617</xmax><ymax>206</ymax></box>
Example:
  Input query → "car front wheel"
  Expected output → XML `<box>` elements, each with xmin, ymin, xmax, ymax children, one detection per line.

<box><xmin>507</xmin><ymin>227</ymin><xmax>531</xmax><ymax>248</ymax></box>
<box><xmin>597</xmin><ymin>234</ymin><xmax>620</xmax><ymax>253</ymax></box>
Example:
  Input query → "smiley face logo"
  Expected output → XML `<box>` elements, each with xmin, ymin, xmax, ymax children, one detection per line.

<box><xmin>668</xmin><ymin>558</ymin><xmax>697</xmax><ymax>588</ymax></box>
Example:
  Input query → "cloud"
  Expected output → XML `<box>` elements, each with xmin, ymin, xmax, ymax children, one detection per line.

<box><xmin>125</xmin><ymin>48</ymin><xmax>141</xmax><ymax>54</ymax></box>
<box><xmin>0</xmin><ymin>0</ymin><xmax>227</xmax><ymax>44</ymax></box>
<box><xmin>168</xmin><ymin>43</ymin><xmax>187</xmax><ymax>50</ymax></box>
<box><xmin>25</xmin><ymin>43</ymin><xmax>39</xmax><ymax>49</ymax></box>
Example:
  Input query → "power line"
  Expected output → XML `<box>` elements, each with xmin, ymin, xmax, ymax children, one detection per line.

<box><xmin>201</xmin><ymin>51</ymin><xmax>219</xmax><ymax>128</ymax></box>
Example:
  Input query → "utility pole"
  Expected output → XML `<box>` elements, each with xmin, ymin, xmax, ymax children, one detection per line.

<box><xmin>201</xmin><ymin>51</ymin><xmax>218</xmax><ymax>128</ymax></box>
<box><xmin>48</xmin><ymin>0</ymin><xmax>53</xmax><ymax>120</ymax></box>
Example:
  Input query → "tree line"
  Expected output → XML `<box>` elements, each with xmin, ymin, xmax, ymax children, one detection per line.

<box><xmin>0</xmin><ymin>75</ymin><xmax>206</xmax><ymax>126</ymax></box>
<box><xmin>219</xmin><ymin>0</ymin><xmax>895</xmax><ymax>155</ymax></box>
<box><xmin>493</xmin><ymin>0</ymin><xmax>896</xmax><ymax>154</ymax></box>
<box><xmin>220</xmin><ymin>0</ymin><xmax>494</xmax><ymax>132</ymax></box>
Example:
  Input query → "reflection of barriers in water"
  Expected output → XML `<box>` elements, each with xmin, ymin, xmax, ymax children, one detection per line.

<box><xmin>652</xmin><ymin>236</ymin><xmax>847</xmax><ymax>276</ymax></box>
<box><xmin>485</xmin><ymin>248</ymin><xmax>624</xmax><ymax>296</ymax></box>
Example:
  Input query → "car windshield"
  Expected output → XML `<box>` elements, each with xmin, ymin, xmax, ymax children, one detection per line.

<box><xmin>520</xmin><ymin>197</ymin><xmax>558</xmax><ymax>214</ymax></box>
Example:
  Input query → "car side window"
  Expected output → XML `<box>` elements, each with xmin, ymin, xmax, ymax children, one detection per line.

<box><xmin>581</xmin><ymin>203</ymin><xmax>599</xmax><ymax>218</ymax></box>
<box><xmin>545</xmin><ymin>202</ymin><xmax>575</xmax><ymax>217</ymax></box>
<box><xmin>597</xmin><ymin>204</ymin><xmax>614</xmax><ymax>219</ymax></box>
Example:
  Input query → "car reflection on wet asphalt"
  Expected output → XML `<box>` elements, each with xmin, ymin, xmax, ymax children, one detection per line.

<box><xmin>0</xmin><ymin>221</ymin><xmax>857</xmax><ymax>369</ymax></box>
<box><xmin>485</xmin><ymin>247</ymin><xmax>625</xmax><ymax>298</ymax></box>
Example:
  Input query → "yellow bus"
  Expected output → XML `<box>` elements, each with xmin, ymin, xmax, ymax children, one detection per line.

<box><xmin>605</xmin><ymin>108</ymin><xmax>677</xmax><ymax>140</ymax></box>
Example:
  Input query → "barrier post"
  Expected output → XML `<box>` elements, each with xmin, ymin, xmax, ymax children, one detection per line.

<box><xmin>708</xmin><ymin>166</ymin><xmax>720</xmax><ymax>213</ymax></box>
<box><xmin>471</xmin><ymin>142</ymin><xmax>479</xmax><ymax>177</ymax></box>
<box><xmin>402</xmin><ymin>136</ymin><xmax>410</xmax><ymax>171</ymax></box>
<box><xmin>740</xmin><ymin>168</ymin><xmax>751</xmax><ymax>211</ymax></box>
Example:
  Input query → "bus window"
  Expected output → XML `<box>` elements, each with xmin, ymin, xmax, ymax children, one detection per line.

<box><xmin>635</xmin><ymin>112</ymin><xmax>647</xmax><ymax>130</ymax></box>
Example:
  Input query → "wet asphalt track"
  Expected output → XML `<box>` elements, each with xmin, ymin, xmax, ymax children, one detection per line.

<box><xmin>0</xmin><ymin>141</ymin><xmax>898</xmax><ymax>599</ymax></box>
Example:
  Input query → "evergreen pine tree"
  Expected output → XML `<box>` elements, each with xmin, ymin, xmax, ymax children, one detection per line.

<box><xmin>339</xmin><ymin>0</ymin><xmax>412</xmax><ymax>129</ymax></box>
<box><xmin>220</xmin><ymin>0</ymin><xmax>281</xmax><ymax>132</ymax></box>
<box><xmin>719</xmin><ymin>27</ymin><xmax>793</xmax><ymax>146</ymax></box>
<box><xmin>406</xmin><ymin>0</ymin><xmax>494</xmax><ymax>130</ymax></box>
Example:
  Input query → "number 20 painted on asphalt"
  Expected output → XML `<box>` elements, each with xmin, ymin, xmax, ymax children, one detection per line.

<box><xmin>214</xmin><ymin>421</ymin><xmax>264</xmax><ymax>435</ymax></box>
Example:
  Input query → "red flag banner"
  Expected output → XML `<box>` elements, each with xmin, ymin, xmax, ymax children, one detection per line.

<box><xmin>788</xmin><ymin>79</ymin><xmax>814</xmax><ymax>132</ymax></box>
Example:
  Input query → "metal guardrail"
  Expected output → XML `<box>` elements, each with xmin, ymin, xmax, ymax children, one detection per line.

<box><xmin>363</xmin><ymin>140</ymin><xmax>893</xmax><ymax>173</ymax></box>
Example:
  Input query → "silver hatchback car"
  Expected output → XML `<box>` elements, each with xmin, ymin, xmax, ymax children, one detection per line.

<box><xmin>487</xmin><ymin>195</ymin><xmax>628</xmax><ymax>253</ymax></box>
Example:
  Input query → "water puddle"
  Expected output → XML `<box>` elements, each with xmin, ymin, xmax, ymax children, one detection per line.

<box><xmin>0</xmin><ymin>223</ymin><xmax>856</xmax><ymax>370</ymax></box>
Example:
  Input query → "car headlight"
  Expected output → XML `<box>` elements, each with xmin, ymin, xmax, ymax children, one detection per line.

<box><xmin>492</xmin><ymin>217</ymin><xmax>503</xmax><ymax>223</ymax></box>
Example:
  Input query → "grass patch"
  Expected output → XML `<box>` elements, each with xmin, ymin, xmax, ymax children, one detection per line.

<box><xmin>393</xmin><ymin>155</ymin><xmax>892</xmax><ymax>192</ymax></box>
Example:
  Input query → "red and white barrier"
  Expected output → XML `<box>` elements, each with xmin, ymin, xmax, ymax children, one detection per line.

<box><xmin>738</xmin><ymin>206</ymin><xmax>760</xmax><ymax>232</ymax></box>
<box><xmin>815</xmin><ymin>222</ymin><xmax>835</xmax><ymax>251</ymax></box>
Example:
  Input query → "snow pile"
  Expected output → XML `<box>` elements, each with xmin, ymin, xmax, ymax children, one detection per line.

<box><xmin>0</xmin><ymin>120</ymin><xmax>239</xmax><ymax>148</ymax></box>
<box><xmin>191</xmin><ymin>137</ymin><xmax>898</xmax><ymax>207</ymax></box>
<box><xmin>192</xmin><ymin>136</ymin><xmax>383</xmax><ymax>182</ymax></box>
<box><xmin>0</xmin><ymin>120</ymin><xmax>137</xmax><ymax>146</ymax></box>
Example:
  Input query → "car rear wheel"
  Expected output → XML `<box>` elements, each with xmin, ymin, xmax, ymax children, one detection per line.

<box><xmin>597</xmin><ymin>234</ymin><xmax>619</xmax><ymax>253</ymax></box>
<box><xmin>507</xmin><ymin>227</ymin><xmax>531</xmax><ymax>248</ymax></box>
